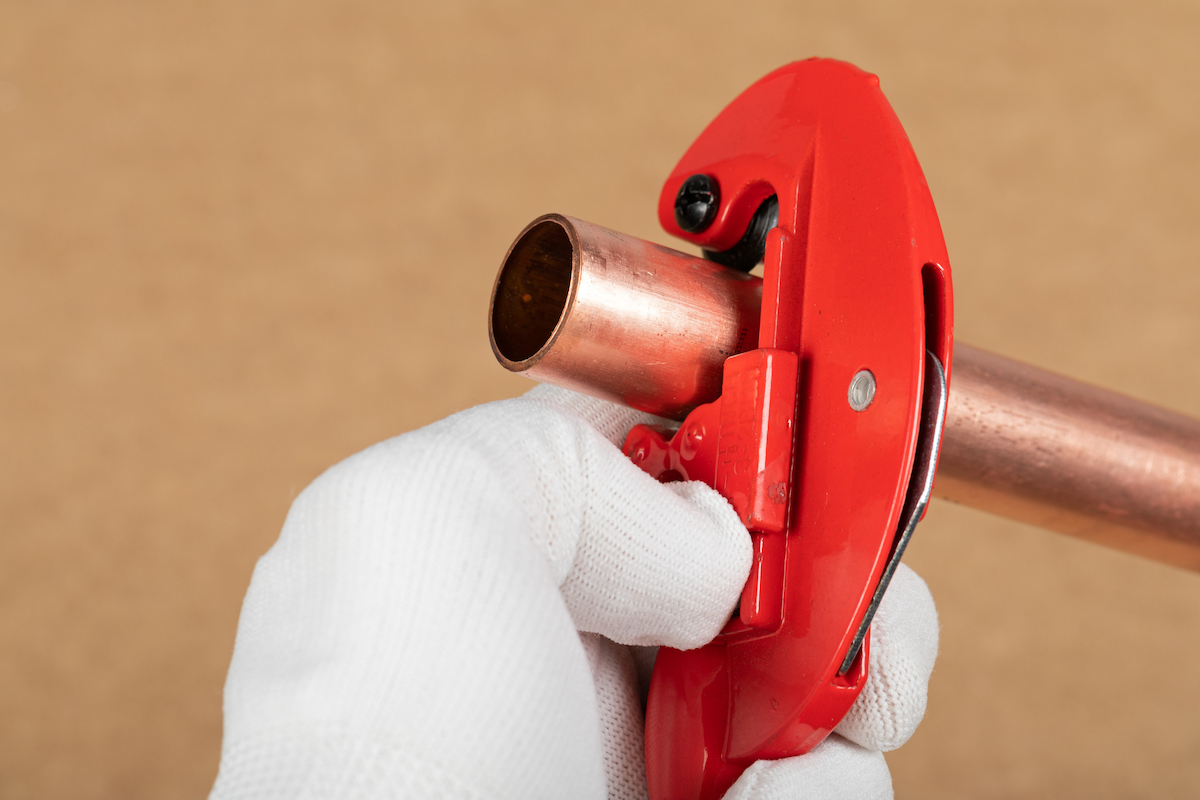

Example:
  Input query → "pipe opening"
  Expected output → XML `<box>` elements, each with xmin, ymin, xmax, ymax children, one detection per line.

<box><xmin>491</xmin><ymin>218</ymin><xmax>575</xmax><ymax>364</ymax></box>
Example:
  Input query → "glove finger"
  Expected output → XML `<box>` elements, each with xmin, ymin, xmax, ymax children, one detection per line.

<box><xmin>833</xmin><ymin>562</ymin><xmax>938</xmax><ymax>751</ymax></box>
<box><xmin>557</xmin><ymin>455</ymin><xmax>751</xmax><ymax>649</ymax></box>
<box><xmin>721</xmin><ymin>735</ymin><xmax>892</xmax><ymax>800</ymax></box>
<box><xmin>507</xmin><ymin>388</ymin><xmax>753</xmax><ymax>649</ymax></box>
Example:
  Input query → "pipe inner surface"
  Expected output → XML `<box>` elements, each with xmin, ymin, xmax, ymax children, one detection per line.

<box><xmin>491</xmin><ymin>219</ymin><xmax>574</xmax><ymax>364</ymax></box>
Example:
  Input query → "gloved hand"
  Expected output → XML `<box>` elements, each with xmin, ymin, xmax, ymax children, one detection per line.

<box><xmin>210</xmin><ymin>385</ymin><xmax>938</xmax><ymax>800</ymax></box>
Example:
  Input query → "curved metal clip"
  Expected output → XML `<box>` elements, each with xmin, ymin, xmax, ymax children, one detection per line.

<box><xmin>839</xmin><ymin>349</ymin><xmax>948</xmax><ymax>674</ymax></box>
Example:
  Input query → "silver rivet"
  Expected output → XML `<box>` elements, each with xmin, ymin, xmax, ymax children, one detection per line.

<box><xmin>848</xmin><ymin>370</ymin><xmax>876</xmax><ymax>412</ymax></box>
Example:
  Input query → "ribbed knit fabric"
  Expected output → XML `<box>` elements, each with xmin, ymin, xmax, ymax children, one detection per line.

<box><xmin>209</xmin><ymin>385</ymin><xmax>939</xmax><ymax>800</ymax></box>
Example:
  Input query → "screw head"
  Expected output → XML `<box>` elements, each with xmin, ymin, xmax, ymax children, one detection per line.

<box><xmin>674</xmin><ymin>174</ymin><xmax>720</xmax><ymax>233</ymax></box>
<box><xmin>848</xmin><ymin>370</ymin><xmax>877</xmax><ymax>412</ymax></box>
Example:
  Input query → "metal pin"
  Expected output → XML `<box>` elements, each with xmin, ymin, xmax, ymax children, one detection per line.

<box><xmin>848</xmin><ymin>370</ymin><xmax>876</xmax><ymax>411</ymax></box>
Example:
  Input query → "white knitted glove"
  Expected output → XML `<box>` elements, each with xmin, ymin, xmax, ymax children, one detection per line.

<box><xmin>210</xmin><ymin>385</ymin><xmax>938</xmax><ymax>800</ymax></box>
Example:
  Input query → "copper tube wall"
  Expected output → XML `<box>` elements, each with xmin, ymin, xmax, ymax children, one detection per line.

<box><xmin>489</xmin><ymin>214</ymin><xmax>762</xmax><ymax>419</ymax></box>
<box><xmin>934</xmin><ymin>344</ymin><xmax>1200</xmax><ymax>571</ymax></box>
<box><xmin>490</xmin><ymin>217</ymin><xmax>1200</xmax><ymax>571</ymax></box>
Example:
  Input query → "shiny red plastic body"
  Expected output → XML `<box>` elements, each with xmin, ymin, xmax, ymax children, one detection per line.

<box><xmin>621</xmin><ymin>59</ymin><xmax>954</xmax><ymax>799</ymax></box>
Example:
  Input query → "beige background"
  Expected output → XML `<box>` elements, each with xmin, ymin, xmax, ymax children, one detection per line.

<box><xmin>2</xmin><ymin>1</ymin><xmax>1199</xmax><ymax>797</ymax></box>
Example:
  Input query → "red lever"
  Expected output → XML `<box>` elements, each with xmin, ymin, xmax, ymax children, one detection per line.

<box><xmin>622</xmin><ymin>59</ymin><xmax>954</xmax><ymax>799</ymax></box>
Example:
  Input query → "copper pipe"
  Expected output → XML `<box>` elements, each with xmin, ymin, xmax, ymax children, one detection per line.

<box><xmin>489</xmin><ymin>214</ymin><xmax>762</xmax><ymax>419</ymax></box>
<box><xmin>490</xmin><ymin>216</ymin><xmax>1200</xmax><ymax>571</ymax></box>
<box><xmin>934</xmin><ymin>344</ymin><xmax>1200</xmax><ymax>570</ymax></box>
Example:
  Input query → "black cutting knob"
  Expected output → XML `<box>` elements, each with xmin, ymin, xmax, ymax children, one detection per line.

<box><xmin>674</xmin><ymin>174</ymin><xmax>720</xmax><ymax>233</ymax></box>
